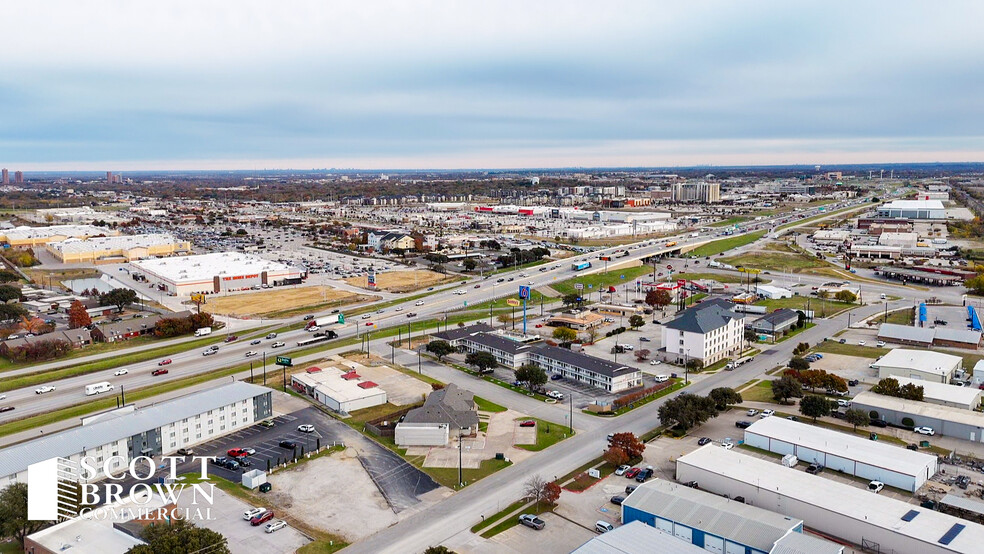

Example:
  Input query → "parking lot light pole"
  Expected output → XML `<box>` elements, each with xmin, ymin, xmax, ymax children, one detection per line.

<box><xmin>262</xmin><ymin>353</ymin><xmax>267</xmax><ymax>384</ymax></box>
<box><xmin>417</xmin><ymin>349</ymin><xmax>421</xmax><ymax>373</ymax></box>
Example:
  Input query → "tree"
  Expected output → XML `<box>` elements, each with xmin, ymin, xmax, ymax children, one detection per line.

<box><xmin>0</xmin><ymin>270</ymin><xmax>20</xmax><ymax>283</ymax></box>
<box><xmin>834</xmin><ymin>290</ymin><xmax>857</xmax><ymax>303</ymax></box>
<box><xmin>899</xmin><ymin>382</ymin><xmax>925</xmax><ymax>401</ymax></box>
<box><xmin>0</xmin><ymin>284</ymin><xmax>20</xmax><ymax>303</ymax></box>
<box><xmin>425</xmin><ymin>340</ymin><xmax>455</xmax><ymax>361</ymax></box>
<box><xmin>523</xmin><ymin>474</ymin><xmax>550</xmax><ymax>512</ymax></box>
<box><xmin>799</xmin><ymin>395</ymin><xmax>832</xmax><ymax>422</ymax></box>
<box><xmin>744</xmin><ymin>329</ymin><xmax>758</xmax><ymax>344</ymax></box>
<box><xmin>515</xmin><ymin>364</ymin><xmax>548</xmax><ymax>391</ymax></box>
<box><xmin>657</xmin><ymin>393</ymin><xmax>719</xmax><ymax>431</ymax></box>
<box><xmin>771</xmin><ymin>376</ymin><xmax>803</xmax><ymax>404</ymax></box>
<box><xmin>424</xmin><ymin>547</ymin><xmax>456</xmax><ymax>554</ymax></box>
<box><xmin>649</xmin><ymin>289</ymin><xmax>672</xmax><ymax>311</ymax></box>
<box><xmin>0</xmin><ymin>303</ymin><xmax>29</xmax><ymax>323</ymax></box>
<box><xmin>634</xmin><ymin>349</ymin><xmax>651</xmax><ymax>361</ymax></box>
<box><xmin>603</xmin><ymin>446</ymin><xmax>629</xmax><ymax>467</ymax></box>
<box><xmin>19</xmin><ymin>315</ymin><xmax>46</xmax><ymax>334</ymax></box>
<box><xmin>872</xmin><ymin>377</ymin><xmax>901</xmax><ymax>397</ymax></box>
<box><xmin>562</xmin><ymin>293</ymin><xmax>584</xmax><ymax>309</ymax></box>
<box><xmin>708</xmin><ymin>387</ymin><xmax>743</xmax><ymax>410</ymax></box>
<box><xmin>465</xmin><ymin>351</ymin><xmax>498</xmax><ymax>374</ymax></box>
<box><xmin>628</xmin><ymin>314</ymin><xmax>645</xmax><ymax>329</ymax></box>
<box><xmin>67</xmin><ymin>300</ymin><xmax>92</xmax><ymax>329</ymax></box>
<box><xmin>552</xmin><ymin>327</ymin><xmax>577</xmax><ymax>342</ymax></box>
<box><xmin>685</xmin><ymin>358</ymin><xmax>703</xmax><ymax>372</ymax></box>
<box><xmin>967</xmin><ymin>275</ymin><xmax>984</xmax><ymax>295</ymax></box>
<box><xmin>787</xmin><ymin>356</ymin><xmax>810</xmax><ymax>371</ymax></box>
<box><xmin>586</xmin><ymin>326</ymin><xmax>599</xmax><ymax>344</ymax></box>
<box><xmin>608</xmin><ymin>432</ymin><xmax>646</xmax><ymax>459</ymax></box>
<box><xmin>99</xmin><ymin>288</ymin><xmax>138</xmax><ymax>313</ymax></box>
<box><xmin>844</xmin><ymin>408</ymin><xmax>870</xmax><ymax>431</ymax></box>
<box><xmin>235</xmin><ymin>228</ymin><xmax>248</xmax><ymax>236</ymax></box>
<box><xmin>462</xmin><ymin>258</ymin><xmax>477</xmax><ymax>272</ymax></box>
<box><xmin>542</xmin><ymin>481</ymin><xmax>562</xmax><ymax>505</ymax></box>
<box><xmin>0</xmin><ymin>483</ymin><xmax>47</xmax><ymax>546</ymax></box>
<box><xmin>496</xmin><ymin>313</ymin><xmax>512</xmax><ymax>327</ymax></box>
<box><xmin>127</xmin><ymin>518</ymin><xmax>230</xmax><ymax>554</ymax></box>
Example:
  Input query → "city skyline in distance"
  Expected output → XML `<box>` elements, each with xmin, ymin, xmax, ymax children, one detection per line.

<box><xmin>2</xmin><ymin>1</ymin><xmax>983</xmax><ymax>170</ymax></box>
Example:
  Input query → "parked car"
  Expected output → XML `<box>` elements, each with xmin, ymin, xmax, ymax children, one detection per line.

<box><xmin>760</xmin><ymin>409</ymin><xmax>775</xmax><ymax>418</ymax></box>
<box><xmin>720</xmin><ymin>442</ymin><xmax>735</xmax><ymax>450</ymax></box>
<box><xmin>868</xmin><ymin>481</ymin><xmax>885</xmax><ymax>493</ymax></box>
<box><xmin>735</xmin><ymin>421</ymin><xmax>752</xmax><ymax>429</ymax></box>
<box><xmin>518</xmin><ymin>420</ymin><xmax>536</xmax><ymax>428</ymax></box>
<box><xmin>614</xmin><ymin>465</ymin><xmax>629</xmax><ymax>476</ymax></box>
<box><xmin>550</xmin><ymin>373</ymin><xmax>564</xmax><ymax>381</ymax></box>
<box><xmin>243</xmin><ymin>507</ymin><xmax>266</xmax><ymax>520</ymax></box>
<box><xmin>250</xmin><ymin>511</ymin><xmax>275</xmax><ymax>526</ymax></box>
<box><xmin>625</xmin><ymin>485</ymin><xmax>637</xmax><ymax>495</ymax></box>
<box><xmin>297</xmin><ymin>424</ymin><xmax>315</xmax><ymax>433</ymax></box>
<box><xmin>746</xmin><ymin>409</ymin><xmax>759</xmax><ymax>416</ymax></box>
<box><xmin>227</xmin><ymin>448</ymin><xmax>249</xmax><ymax>457</ymax></box>
<box><xmin>610</xmin><ymin>495</ymin><xmax>625</xmax><ymax>505</ymax></box>
<box><xmin>914</xmin><ymin>426</ymin><xmax>935</xmax><ymax>436</ymax></box>
<box><xmin>265</xmin><ymin>520</ymin><xmax>288</xmax><ymax>533</ymax></box>
<box><xmin>279</xmin><ymin>440</ymin><xmax>297</xmax><ymax>449</ymax></box>
<box><xmin>518</xmin><ymin>514</ymin><xmax>545</xmax><ymax>530</ymax></box>
<box><xmin>595</xmin><ymin>521</ymin><xmax>615</xmax><ymax>533</ymax></box>
<box><xmin>697</xmin><ymin>437</ymin><xmax>712</xmax><ymax>446</ymax></box>
<box><xmin>869</xmin><ymin>419</ymin><xmax>888</xmax><ymax>428</ymax></box>
<box><xmin>259</xmin><ymin>420</ymin><xmax>275</xmax><ymax>428</ymax></box>
<box><xmin>176</xmin><ymin>448</ymin><xmax>195</xmax><ymax>456</ymax></box>
<box><xmin>876</xmin><ymin>341</ymin><xmax>886</xmax><ymax>347</ymax></box>
<box><xmin>152</xmin><ymin>369</ymin><xmax>169</xmax><ymax>376</ymax></box>
<box><xmin>806</xmin><ymin>464</ymin><xmax>824</xmax><ymax>474</ymax></box>
<box><xmin>635</xmin><ymin>467</ymin><xmax>654</xmax><ymax>482</ymax></box>
<box><xmin>847</xmin><ymin>379</ymin><xmax>859</xmax><ymax>386</ymax></box>
<box><xmin>624</xmin><ymin>468</ymin><xmax>641</xmax><ymax>479</ymax></box>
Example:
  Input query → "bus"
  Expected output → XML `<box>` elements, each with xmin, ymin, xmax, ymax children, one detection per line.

<box><xmin>571</xmin><ymin>261</ymin><xmax>592</xmax><ymax>271</ymax></box>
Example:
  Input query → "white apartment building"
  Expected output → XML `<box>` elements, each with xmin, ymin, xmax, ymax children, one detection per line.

<box><xmin>662</xmin><ymin>299</ymin><xmax>745</xmax><ymax>365</ymax></box>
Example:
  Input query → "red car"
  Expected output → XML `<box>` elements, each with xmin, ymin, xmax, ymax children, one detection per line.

<box><xmin>151</xmin><ymin>368</ymin><xmax>169</xmax><ymax>376</ymax></box>
<box><xmin>519</xmin><ymin>420</ymin><xmax>536</xmax><ymax>428</ymax></box>
<box><xmin>624</xmin><ymin>468</ymin><xmax>641</xmax><ymax>479</ymax></box>
<box><xmin>158</xmin><ymin>359</ymin><xmax>172</xmax><ymax>366</ymax></box>
<box><xmin>224</xmin><ymin>335</ymin><xmax>239</xmax><ymax>343</ymax></box>
<box><xmin>250</xmin><ymin>510</ymin><xmax>274</xmax><ymax>526</ymax></box>
<box><xmin>227</xmin><ymin>448</ymin><xmax>248</xmax><ymax>458</ymax></box>
<box><xmin>365</xmin><ymin>322</ymin><xmax>374</xmax><ymax>326</ymax></box>
<box><xmin>474</xmin><ymin>284</ymin><xmax>481</xmax><ymax>288</ymax></box>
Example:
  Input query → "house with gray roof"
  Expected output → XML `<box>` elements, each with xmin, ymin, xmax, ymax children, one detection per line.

<box><xmin>661</xmin><ymin>298</ymin><xmax>745</xmax><ymax>365</ymax></box>
<box><xmin>395</xmin><ymin>383</ymin><xmax>479</xmax><ymax>446</ymax></box>
<box><xmin>748</xmin><ymin>308</ymin><xmax>800</xmax><ymax>336</ymax></box>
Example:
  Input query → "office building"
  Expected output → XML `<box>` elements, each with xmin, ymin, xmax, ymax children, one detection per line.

<box><xmin>671</xmin><ymin>182</ymin><xmax>721</xmax><ymax>203</ymax></box>
<box><xmin>1</xmin><ymin>168</ymin><xmax>7</xmax><ymax>185</ymax></box>
<box><xmin>662</xmin><ymin>298</ymin><xmax>745</xmax><ymax>365</ymax></box>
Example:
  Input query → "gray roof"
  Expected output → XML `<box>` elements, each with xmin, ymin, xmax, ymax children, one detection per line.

<box><xmin>402</xmin><ymin>383</ymin><xmax>479</xmax><ymax>429</ymax></box>
<box><xmin>431</xmin><ymin>322</ymin><xmax>493</xmax><ymax>342</ymax></box>
<box><xmin>571</xmin><ymin>520</ymin><xmax>705</xmax><ymax>554</ymax></box>
<box><xmin>753</xmin><ymin>308</ymin><xmax>799</xmax><ymax>327</ymax></box>
<box><xmin>622</xmin><ymin>479</ymin><xmax>803</xmax><ymax>553</ymax></box>
<box><xmin>462</xmin><ymin>332</ymin><xmax>532</xmax><ymax>354</ymax></box>
<box><xmin>665</xmin><ymin>298</ymin><xmax>744</xmax><ymax>334</ymax></box>
<box><xmin>530</xmin><ymin>344</ymin><xmax>636</xmax><ymax>378</ymax></box>
<box><xmin>771</xmin><ymin>531</ymin><xmax>845</xmax><ymax>554</ymax></box>
<box><xmin>93</xmin><ymin>310</ymin><xmax>192</xmax><ymax>339</ymax></box>
<box><xmin>935</xmin><ymin>327</ymin><xmax>983</xmax><ymax>345</ymax></box>
<box><xmin>0</xmin><ymin>381</ymin><xmax>270</xmax><ymax>480</ymax></box>
<box><xmin>877</xmin><ymin>323</ymin><xmax>935</xmax><ymax>344</ymax></box>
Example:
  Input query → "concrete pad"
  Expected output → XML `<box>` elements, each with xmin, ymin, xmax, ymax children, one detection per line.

<box><xmin>490</xmin><ymin>512</ymin><xmax>596</xmax><ymax>554</ymax></box>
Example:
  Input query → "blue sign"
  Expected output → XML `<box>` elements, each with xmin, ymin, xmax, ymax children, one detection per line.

<box><xmin>518</xmin><ymin>286</ymin><xmax>531</xmax><ymax>299</ymax></box>
<box><xmin>588</xmin><ymin>284</ymin><xmax>593</xmax><ymax>289</ymax></box>
<box><xmin>620</xmin><ymin>275</ymin><xmax>625</xmax><ymax>279</ymax></box>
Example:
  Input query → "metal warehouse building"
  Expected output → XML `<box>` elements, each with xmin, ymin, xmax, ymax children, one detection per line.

<box><xmin>132</xmin><ymin>252</ymin><xmax>302</xmax><ymax>296</ymax></box>
<box><xmin>852</xmin><ymin>391</ymin><xmax>984</xmax><ymax>442</ymax></box>
<box><xmin>890</xmin><ymin>376</ymin><xmax>983</xmax><ymax>411</ymax></box>
<box><xmin>621</xmin><ymin>479</ymin><xmax>843</xmax><ymax>554</ymax></box>
<box><xmin>676</xmin><ymin>446</ymin><xmax>984</xmax><ymax>554</ymax></box>
<box><xmin>743</xmin><ymin>417</ymin><xmax>938</xmax><ymax>492</ymax></box>
<box><xmin>872</xmin><ymin>348</ymin><xmax>961</xmax><ymax>384</ymax></box>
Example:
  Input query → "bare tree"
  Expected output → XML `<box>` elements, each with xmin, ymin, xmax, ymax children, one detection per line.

<box><xmin>523</xmin><ymin>474</ymin><xmax>549</xmax><ymax>512</ymax></box>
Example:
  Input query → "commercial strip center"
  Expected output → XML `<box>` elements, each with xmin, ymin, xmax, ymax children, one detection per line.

<box><xmin>131</xmin><ymin>252</ymin><xmax>303</xmax><ymax>295</ymax></box>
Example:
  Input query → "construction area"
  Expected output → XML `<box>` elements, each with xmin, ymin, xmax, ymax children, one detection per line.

<box><xmin>344</xmin><ymin>269</ymin><xmax>457</xmax><ymax>293</ymax></box>
<box><xmin>201</xmin><ymin>286</ymin><xmax>375</xmax><ymax>318</ymax></box>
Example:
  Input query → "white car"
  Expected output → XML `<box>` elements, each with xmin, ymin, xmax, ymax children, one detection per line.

<box><xmin>650</xmin><ymin>360</ymin><xmax>661</xmax><ymax>366</ymax></box>
<box><xmin>297</xmin><ymin>424</ymin><xmax>315</xmax><ymax>433</ymax></box>
<box><xmin>760</xmin><ymin>409</ymin><xmax>775</xmax><ymax>418</ymax></box>
<box><xmin>415</xmin><ymin>300</ymin><xmax>425</xmax><ymax>306</ymax></box>
<box><xmin>546</xmin><ymin>391</ymin><xmax>564</xmax><ymax>400</ymax></box>
<box><xmin>272</xmin><ymin>342</ymin><xmax>286</xmax><ymax>348</ymax></box>
<box><xmin>307</xmin><ymin>325</ymin><xmax>320</xmax><ymax>332</ymax></box>
<box><xmin>720</xmin><ymin>442</ymin><xmax>735</xmax><ymax>450</ymax></box>
<box><xmin>868</xmin><ymin>480</ymin><xmax>884</xmax><ymax>493</ymax></box>
<box><xmin>265</xmin><ymin>520</ymin><xmax>288</xmax><ymax>533</ymax></box>
<box><xmin>395</xmin><ymin>307</ymin><xmax>403</xmax><ymax>312</ymax></box>
<box><xmin>35</xmin><ymin>386</ymin><xmax>56</xmax><ymax>395</ymax></box>
<box><xmin>614</xmin><ymin>465</ymin><xmax>630</xmax><ymax>476</ymax></box>
<box><xmin>914</xmin><ymin>426</ymin><xmax>935</xmax><ymax>436</ymax></box>
<box><xmin>837</xmin><ymin>399</ymin><xmax>851</xmax><ymax>407</ymax></box>
<box><xmin>243</xmin><ymin>507</ymin><xmax>266</xmax><ymax>520</ymax></box>
<box><xmin>243</xmin><ymin>448</ymin><xmax>256</xmax><ymax>455</ymax></box>
<box><xmin>114</xmin><ymin>369</ymin><xmax>128</xmax><ymax>376</ymax></box>
<box><xmin>858</xmin><ymin>340</ymin><xmax>866</xmax><ymax>346</ymax></box>
<box><xmin>876</xmin><ymin>341</ymin><xmax>886</xmax><ymax>347</ymax></box>
<box><xmin>746</xmin><ymin>409</ymin><xmax>759</xmax><ymax>416</ymax></box>
<box><xmin>245</xmin><ymin>351</ymin><xmax>258</xmax><ymax>358</ymax></box>
<box><xmin>361</xmin><ymin>314</ymin><xmax>371</xmax><ymax>319</ymax></box>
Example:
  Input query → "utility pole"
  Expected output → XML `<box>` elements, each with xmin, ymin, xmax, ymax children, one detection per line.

<box><xmin>262</xmin><ymin>352</ymin><xmax>267</xmax><ymax>384</ymax></box>
<box><xmin>458</xmin><ymin>428</ymin><xmax>463</xmax><ymax>488</ymax></box>
<box><xmin>250</xmin><ymin>362</ymin><xmax>253</xmax><ymax>382</ymax></box>
<box><xmin>391</xmin><ymin>343</ymin><xmax>395</xmax><ymax>363</ymax></box>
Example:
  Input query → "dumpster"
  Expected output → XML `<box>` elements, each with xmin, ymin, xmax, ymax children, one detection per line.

<box><xmin>920</xmin><ymin>440</ymin><xmax>930</xmax><ymax>448</ymax></box>
<box><xmin>869</xmin><ymin>433</ymin><xmax>878</xmax><ymax>441</ymax></box>
<box><xmin>259</xmin><ymin>482</ymin><xmax>272</xmax><ymax>493</ymax></box>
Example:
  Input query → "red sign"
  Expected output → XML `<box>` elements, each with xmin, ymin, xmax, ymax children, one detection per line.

<box><xmin>677</xmin><ymin>279</ymin><xmax>686</xmax><ymax>287</ymax></box>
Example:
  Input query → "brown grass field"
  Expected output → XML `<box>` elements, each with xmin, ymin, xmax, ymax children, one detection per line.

<box><xmin>202</xmin><ymin>286</ymin><xmax>373</xmax><ymax>318</ymax></box>
<box><xmin>343</xmin><ymin>269</ymin><xmax>457</xmax><ymax>293</ymax></box>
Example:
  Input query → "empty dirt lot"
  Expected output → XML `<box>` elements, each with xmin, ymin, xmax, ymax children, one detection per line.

<box><xmin>202</xmin><ymin>286</ymin><xmax>375</xmax><ymax>318</ymax></box>
<box><xmin>344</xmin><ymin>269</ymin><xmax>457</xmax><ymax>293</ymax></box>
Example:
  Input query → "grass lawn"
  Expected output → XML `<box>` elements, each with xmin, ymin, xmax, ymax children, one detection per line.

<box><xmin>515</xmin><ymin>417</ymin><xmax>572</xmax><ymax>451</ymax></box>
<box><xmin>474</xmin><ymin>396</ymin><xmax>508</xmax><ymax>412</ymax></box>
<box><xmin>719</xmin><ymin>251</ymin><xmax>825</xmax><ymax>273</ymax></box>
<box><xmin>589</xmin><ymin>380</ymin><xmax>688</xmax><ymax>416</ymax></box>
<box><xmin>688</xmin><ymin>230</ymin><xmax>767</xmax><ymax>258</ymax></box>
<box><xmin>756</xmin><ymin>295</ymin><xmax>854</xmax><ymax>317</ymax></box>
<box><xmin>347</xmin><ymin>402</ymin><xmax>416</xmax><ymax>425</ymax></box>
<box><xmin>709</xmin><ymin>216</ymin><xmax>750</xmax><ymax>228</ymax></box>
<box><xmin>479</xmin><ymin>503</ymin><xmax>554</xmax><ymax>538</ymax></box>
<box><xmin>471</xmin><ymin>498</ymin><xmax>529</xmax><ymax>533</ymax></box>
<box><xmin>814</xmin><ymin>341</ymin><xmax>886</xmax><ymax>358</ymax></box>
<box><xmin>562</xmin><ymin>461</ymin><xmax>617</xmax><ymax>492</ymax></box>
<box><xmin>741</xmin><ymin>380</ymin><xmax>777</xmax><ymax>403</ymax></box>
<box><xmin>552</xmin><ymin>265</ymin><xmax>654</xmax><ymax>296</ymax></box>
<box><xmin>0</xmin><ymin>541</ymin><xmax>21</xmax><ymax>554</ymax></box>
<box><xmin>876</xmin><ymin>308</ymin><xmax>914</xmax><ymax>326</ymax></box>
<box><xmin>427</xmin><ymin>458</ymin><xmax>513</xmax><ymax>490</ymax></box>
<box><xmin>670</xmin><ymin>271</ymin><xmax>744</xmax><ymax>284</ymax></box>
<box><xmin>775</xmin><ymin>203</ymin><xmax>873</xmax><ymax>231</ymax></box>
<box><xmin>775</xmin><ymin>322</ymin><xmax>816</xmax><ymax>343</ymax></box>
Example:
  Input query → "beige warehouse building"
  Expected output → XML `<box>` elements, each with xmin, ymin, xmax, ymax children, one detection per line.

<box><xmin>0</xmin><ymin>225</ymin><xmax>119</xmax><ymax>247</ymax></box>
<box><xmin>45</xmin><ymin>233</ymin><xmax>191</xmax><ymax>264</ymax></box>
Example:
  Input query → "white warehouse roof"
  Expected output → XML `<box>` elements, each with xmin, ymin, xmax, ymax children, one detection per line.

<box><xmin>744</xmin><ymin>417</ymin><xmax>938</xmax><ymax>479</ymax></box>
<box><xmin>874</xmin><ymin>349</ymin><xmax>962</xmax><ymax>375</ymax></box>
<box><xmin>880</xmin><ymin>199</ymin><xmax>945</xmax><ymax>210</ymax></box>
<box><xmin>48</xmin><ymin>233</ymin><xmax>185</xmax><ymax>254</ymax></box>
<box><xmin>132</xmin><ymin>252</ymin><xmax>294</xmax><ymax>283</ymax></box>
<box><xmin>571</xmin><ymin>520</ymin><xmax>706</xmax><ymax>554</ymax></box>
<box><xmin>677</xmin><ymin>446</ymin><xmax>984</xmax><ymax>554</ymax></box>
<box><xmin>852</xmin><ymin>392</ymin><xmax>984</xmax><ymax>428</ymax></box>
<box><xmin>890</xmin><ymin>376</ymin><xmax>983</xmax><ymax>409</ymax></box>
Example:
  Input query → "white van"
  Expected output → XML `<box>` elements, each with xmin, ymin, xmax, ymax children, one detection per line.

<box><xmin>595</xmin><ymin>521</ymin><xmax>615</xmax><ymax>533</ymax></box>
<box><xmin>654</xmin><ymin>375</ymin><xmax>670</xmax><ymax>383</ymax></box>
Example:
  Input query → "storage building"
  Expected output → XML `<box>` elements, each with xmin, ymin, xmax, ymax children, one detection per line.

<box><xmin>852</xmin><ymin>392</ymin><xmax>984</xmax><ymax>442</ymax></box>
<box><xmin>890</xmin><ymin>377</ymin><xmax>983</xmax><ymax>411</ymax></box>
<box><xmin>742</xmin><ymin>417</ymin><xmax>938</xmax><ymax>492</ymax></box>
<box><xmin>291</xmin><ymin>366</ymin><xmax>387</xmax><ymax>413</ymax></box>
<box><xmin>571</xmin><ymin>520</ymin><xmax>706</xmax><ymax>553</ymax></box>
<box><xmin>676</xmin><ymin>445</ymin><xmax>984</xmax><ymax>554</ymax></box>
<box><xmin>877</xmin><ymin>199</ymin><xmax>946</xmax><ymax>220</ymax></box>
<box><xmin>872</xmin><ymin>349</ymin><xmax>961</xmax><ymax>384</ymax></box>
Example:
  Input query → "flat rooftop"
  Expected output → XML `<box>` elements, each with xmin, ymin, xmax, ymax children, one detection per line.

<box><xmin>132</xmin><ymin>252</ymin><xmax>295</xmax><ymax>282</ymax></box>
<box><xmin>2</xmin><ymin>224</ymin><xmax>113</xmax><ymax>241</ymax></box>
<box><xmin>744</xmin><ymin>417</ymin><xmax>938</xmax><ymax>477</ymax></box>
<box><xmin>852</xmin><ymin>391</ymin><xmax>984</xmax><ymax>428</ymax></box>
<box><xmin>678</xmin><ymin>445</ymin><xmax>984</xmax><ymax>554</ymax></box>
<box><xmin>873</xmin><ymin>348</ymin><xmax>962</xmax><ymax>373</ymax></box>
<box><xmin>293</xmin><ymin>367</ymin><xmax>386</xmax><ymax>403</ymax></box>
<box><xmin>891</xmin><ymin>377</ymin><xmax>982</xmax><ymax>407</ymax></box>
<box><xmin>48</xmin><ymin>233</ymin><xmax>186</xmax><ymax>254</ymax></box>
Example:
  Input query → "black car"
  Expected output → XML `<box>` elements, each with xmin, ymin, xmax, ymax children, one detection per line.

<box><xmin>0</xmin><ymin>406</ymin><xmax>14</xmax><ymax>413</ymax></box>
<box><xmin>239</xmin><ymin>458</ymin><xmax>252</xmax><ymax>467</ymax></box>
<box><xmin>223</xmin><ymin>459</ymin><xmax>240</xmax><ymax>470</ymax></box>
<box><xmin>610</xmin><ymin>495</ymin><xmax>625</xmax><ymax>505</ymax></box>
<box><xmin>625</xmin><ymin>485</ymin><xmax>637</xmax><ymax>495</ymax></box>
<box><xmin>806</xmin><ymin>464</ymin><xmax>824</xmax><ymax>474</ymax></box>
<box><xmin>735</xmin><ymin>420</ymin><xmax>752</xmax><ymax>429</ymax></box>
<box><xmin>697</xmin><ymin>437</ymin><xmax>712</xmax><ymax>446</ymax></box>
<box><xmin>848</xmin><ymin>379</ymin><xmax>860</xmax><ymax>387</ymax></box>
<box><xmin>303</xmin><ymin>315</ymin><xmax>315</xmax><ymax>320</ymax></box>
<box><xmin>869</xmin><ymin>419</ymin><xmax>888</xmax><ymax>428</ymax></box>
<box><xmin>635</xmin><ymin>468</ymin><xmax>654</xmax><ymax>482</ymax></box>
<box><xmin>211</xmin><ymin>456</ymin><xmax>228</xmax><ymax>466</ymax></box>
<box><xmin>684</xmin><ymin>481</ymin><xmax>699</xmax><ymax>489</ymax></box>
<box><xmin>279</xmin><ymin>440</ymin><xmax>297</xmax><ymax>449</ymax></box>
<box><xmin>551</xmin><ymin>374</ymin><xmax>563</xmax><ymax>381</ymax></box>
<box><xmin>907</xmin><ymin>444</ymin><xmax>919</xmax><ymax>451</ymax></box>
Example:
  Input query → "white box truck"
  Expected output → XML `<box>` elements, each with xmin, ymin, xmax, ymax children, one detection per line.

<box><xmin>85</xmin><ymin>382</ymin><xmax>114</xmax><ymax>396</ymax></box>
<box><xmin>195</xmin><ymin>327</ymin><xmax>212</xmax><ymax>337</ymax></box>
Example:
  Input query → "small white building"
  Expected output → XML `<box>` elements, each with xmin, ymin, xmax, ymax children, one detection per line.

<box><xmin>742</xmin><ymin>417</ymin><xmax>938</xmax><ymax>492</ymax></box>
<box><xmin>891</xmin><ymin>376</ymin><xmax>983</xmax><ymax>411</ymax></box>
<box><xmin>873</xmin><ymin>349</ymin><xmax>961</xmax><ymax>384</ymax></box>
<box><xmin>290</xmin><ymin>367</ymin><xmax>387</xmax><ymax>413</ymax></box>
<box><xmin>755</xmin><ymin>285</ymin><xmax>793</xmax><ymax>300</ymax></box>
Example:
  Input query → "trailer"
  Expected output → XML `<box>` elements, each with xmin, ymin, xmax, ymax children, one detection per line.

<box><xmin>194</xmin><ymin>327</ymin><xmax>212</xmax><ymax>337</ymax></box>
<box><xmin>571</xmin><ymin>261</ymin><xmax>592</xmax><ymax>271</ymax></box>
<box><xmin>85</xmin><ymin>382</ymin><xmax>114</xmax><ymax>396</ymax></box>
<box><xmin>306</xmin><ymin>313</ymin><xmax>345</xmax><ymax>329</ymax></box>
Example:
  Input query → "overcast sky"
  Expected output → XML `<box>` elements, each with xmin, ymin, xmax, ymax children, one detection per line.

<box><xmin>3</xmin><ymin>1</ymin><xmax>984</xmax><ymax>170</ymax></box>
